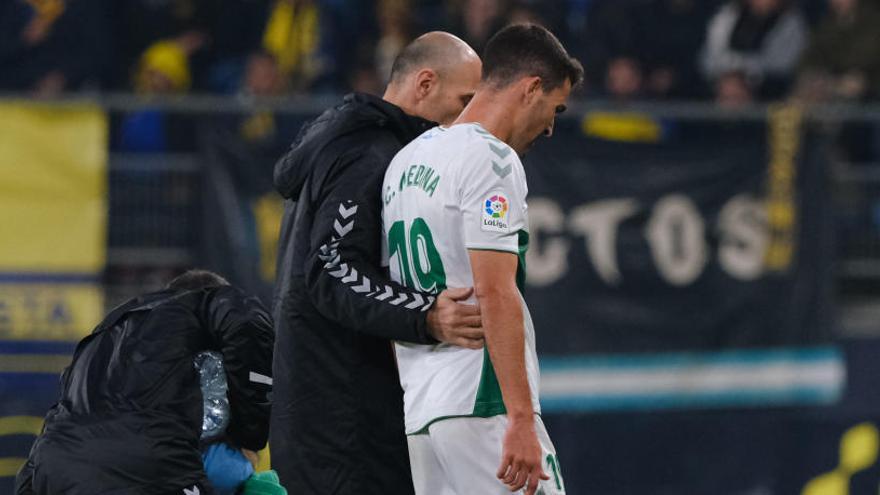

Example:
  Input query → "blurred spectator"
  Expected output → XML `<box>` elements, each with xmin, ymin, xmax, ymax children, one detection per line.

<box><xmin>369</xmin><ymin>0</ymin><xmax>548</xmax><ymax>89</ymax></box>
<box><xmin>113</xmin><ymin>0</ymin><xmax>209</xmax><ymax>90</ymax></box>
<box><xmin>581</xmin><ymin>0</ymin><xmax>638</xmax><ymax>98</ymax></box>
<box><xmin>201</xmin><ymin>0</ymin><xmax>273</xmax><ymax>93</ymax></box>
<box><xmin>311</xmin><ymin>0</ymin><xmax>381</xmax><ymax>92</ymax></box>
<box><xmin>636</xmin><ymin>0</ymin><xmax>716</xmax><ymax>98</ymax></box>
<box><xmin>585</xmin><ymin>50</ymin><xmax>675</xmax><ymax>143</ymax></box>
<box><xmin>583</xmin><ymin>0</ymin><xmax>712</xmax><ymax>100</ymax></box>
<box><xmin>605</xmin><ymin>57</ymin><xmax>644</xmax><ymax>101</ymax></box>
<box><xmin>443</xmin><ymin>0</ymin><xmax>555</xmax><ymax>54</ymax></box>
<box><xmin>349</xmin><ymin>59</ymin><xmax>384</xmax><ymax>95</ymax></box>
<box><xmin>700</xmin><ymin>0</ymin><xmax>808</xmax><ymax>104</ymax></box>
<box><xmin>133</xmin><ymin>37</ymin><xmax>202</xmax><ymax>94</ymax></box>
<box><xmin>118</xmin><ymin>38</ymin><xmax>201</xmax><ymax>152</ymax></box>
<box><xmin>350</xmin><ymin>0</ymin><xmax>554</xmax><ymax>94</ymax></box>
<box><xmin>0</xmin><ymin>0</ymin><xmax>111</xmax><ymax>94</ymax></box>
<box><xmin>794</xmin><ymin>0</ymin><xmax>880</xmax><ymax>162</ymax></box>
<box><xmin>213</xmin><ymin>51</ymin><xmax>290</xmax><ymax>168</ymax></box>
<box><xmin>116</xmin><ymin>0</ymin><xmax>287</xmax><ymax>94</ymax></box>
<box><xmin>237</xmin><ymin>51</ymin><xmax>287</xmax><ymax>147</ymax></box>
<box><xmin>199</xmin><ymin>51</ymin><xmax>303</xmax><ymax>302</ymax></box>
<box><xmin>375</xmin><ymin>0</ymin><xmax>413</xmax><ymax>85</ymax></box>
<box><xmin>795</xmin><ymin>0</ymin><xmax>880</xmax><ymax>102</ymax></box>
<box><xmin>715</xmin><ymin>71</ymin><xmax>755</xmax><ymax>107</ymax></box>
<box><xmin>446</xmin><ymin>0</ymin><xmax>503</xmax><ymax>52</ymax></box>
<box><xmin>577</xmin><ymin>1</ymin><xmax>680</xmax><ymax>140</ymax></box>
<box><xmin>242</xmin><ymin>51</ymin><xmax>285</xmax><ymax>98</ymax></box>
<box><xmin>506</xmin><ymin>0</ymin><xmax>545</xmax><ymax>24</ymax></box>
<box><xmin>262</xmin><ymin>0</ymin><xmax>322</xmax><ymax>92</ymax></box>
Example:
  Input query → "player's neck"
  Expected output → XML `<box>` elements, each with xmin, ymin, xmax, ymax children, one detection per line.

<box><xmin>452</xmin><ymin>94</ymin><xmax>516</xmax><ymax>145</ymax></box>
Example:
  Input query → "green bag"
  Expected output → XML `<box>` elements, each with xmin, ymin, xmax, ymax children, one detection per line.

<box><xmin>240</xmin><ymin>470</ymin><xmax>288</xmax><ymax>495</ymax></box>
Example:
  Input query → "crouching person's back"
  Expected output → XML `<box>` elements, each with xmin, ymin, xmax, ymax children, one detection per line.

<box><xmin>16</xmin><ymin>270</ymin><xmax>274</xmax><ymax>495</ymax></box>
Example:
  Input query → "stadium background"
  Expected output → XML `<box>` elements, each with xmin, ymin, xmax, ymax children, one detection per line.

<box><xmin>3</xmin><ymin>0</ymin><xmax>880</xmax><ymax>493</ymax></box>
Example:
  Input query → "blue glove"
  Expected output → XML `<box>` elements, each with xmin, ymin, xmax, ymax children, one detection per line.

<box><xmin>202</xmin><ymin>442</ymin><xmax>255</xmax><ymax>495</ymax></box>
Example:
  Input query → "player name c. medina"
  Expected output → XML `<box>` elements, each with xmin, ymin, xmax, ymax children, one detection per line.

<box><xmin>386</xmin><ymin>164</ymin><xmax>441</xmax><ymax>205</ymax></box>
<box><xmin>401</xmin><ymin>164</ymin><xmax>440</xmax><ymax>195</ymax></box>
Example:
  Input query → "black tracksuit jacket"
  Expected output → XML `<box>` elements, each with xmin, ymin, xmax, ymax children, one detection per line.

<box><xmin>270</xmin><ymin>93</ymin><xmax>439</xmax><ymax>494</ymax></box>
<box><xmin>15</xmin><ymin>286</ymin><xmax>274</xmax><ymax>495</ymax></box>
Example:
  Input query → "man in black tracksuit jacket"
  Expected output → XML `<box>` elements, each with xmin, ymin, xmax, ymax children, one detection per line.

<box><xmin>270</xmin><ymin>33</ymin><xmax>482</xmax><ymax>493</ymax></box>
<box><xmin>16</xmin><ymin>270</ymin><xmax>274</xmax><ymax>495</ymax></box>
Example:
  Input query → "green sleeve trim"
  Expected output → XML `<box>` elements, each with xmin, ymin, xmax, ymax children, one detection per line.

<box><xmin>409</xmin><ymin>410</ymin><xmax>505</xmax><ymax>436</ymax></box>
<box><xmin>408</xmin><ymin>411</ymin><xmax>544</xmax><ymax>436</ymax></box>
<box><xmin>465</xmin><ymin>245</ymin><xmax>519</xmax><ymax>255</ymax></box>
<box><xmin>516</xmin><ymin>230</ymin><xmax>529</xmax><ymax>291</ymax></box>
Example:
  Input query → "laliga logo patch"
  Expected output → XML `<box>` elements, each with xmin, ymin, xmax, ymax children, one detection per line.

<box><xmin>485</xmin><ymin>195</ymin><xmax>508</xmax><ymax>219</ymax></box>
<box><xmin>482</xmin><ymin>193</ymin><xmax>510</xmax><ymax>232</ymax></box>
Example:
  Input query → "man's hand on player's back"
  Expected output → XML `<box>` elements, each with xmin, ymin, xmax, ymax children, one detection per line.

<box><xmin>426</xmin><ymin>287</ymin><xmax>484</xmax><ymax>349</ymax></box>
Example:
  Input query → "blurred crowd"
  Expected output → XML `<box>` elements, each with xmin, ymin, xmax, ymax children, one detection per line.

<box><xmin>2</xmin><ymin>0</ymin><xmax>880</xmax><ymax>107</ymax></box>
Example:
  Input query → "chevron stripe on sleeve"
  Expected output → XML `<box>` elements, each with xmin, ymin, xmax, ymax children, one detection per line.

<box><xmin>317</xmin><ymin>200</ymin><xmax>435</xmax><ymax>312</ymax></box>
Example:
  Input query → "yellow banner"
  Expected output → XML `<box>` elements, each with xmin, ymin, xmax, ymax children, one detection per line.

<box><xmin>0</xmin><ymin>102</ymin><xmax>107</xmax><ymax>340</ymax></box>
<box><xmin>253</xmin><ymin>192</ymin><xmax>284</xmax><ymax>282</ymax></box>
<box><xmin>0</xmin><ymin>102</ymin><xmax>107</xmax><ymax>273</ymax></box>
<box><xmin>0</xmin><ymin>283</ymin><xmax>102</xmax><ymax>341</ymax></box>
<box><xmin>0</xmin><ymin>416</ymin><xmax>43</xmax><ymax>477</ymax></box>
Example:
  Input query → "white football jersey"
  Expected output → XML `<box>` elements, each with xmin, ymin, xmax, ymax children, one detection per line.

<box><xmin>381</xmin><ymin>123</ymin><xmax>541</xmax><ymax>434</ymax></box>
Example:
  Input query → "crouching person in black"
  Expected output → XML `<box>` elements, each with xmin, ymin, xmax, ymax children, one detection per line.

<box><xmin>16</xmin><ymin>270</ymin><xmax>274</xmax><ymax>495</ymax></box>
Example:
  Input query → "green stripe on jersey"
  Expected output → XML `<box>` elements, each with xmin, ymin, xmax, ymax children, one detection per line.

<box><xmin>473</xmin><ymin>346</ymin><xmax>507</xmax><ymax>417</ymax></box>
<box><xmin>517</xmin><ymin>230</ymin><xmax>529</xmax><ymax>291</ymax></box>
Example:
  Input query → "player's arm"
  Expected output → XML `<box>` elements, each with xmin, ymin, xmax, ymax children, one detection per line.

<box><xmin>468</xmin><ymin>251</ymin><xmax>530</xmax><ymax>418</ymax></box>
<box><xmin>303</xmin><ymin>151</ymin><xmax>482</xmax><ymax>347</ymax></box>
<box><xmin>469</xmin><ymin>249</ymin><xmax>548</xmax><ymax>494</ymax></box>
<box><xmin>202</xmin><ymin>286</ymin><xmax>274</xmax><ymax>451</ymax></box>
<box><xmin>459</xmin><ymin>139</ymin><xmax>546</xmax><ymax>494</ymax></box>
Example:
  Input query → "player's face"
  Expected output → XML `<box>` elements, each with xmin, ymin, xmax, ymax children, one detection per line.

<box><xmin>425</xmin><ymin>60</ymin><xmax>481</xmax><ymax>126</ymax></box>
<box><xmin>519</xmin><ymin>79</ymin><xmax>572</xmax><ymax>153</ymax></box>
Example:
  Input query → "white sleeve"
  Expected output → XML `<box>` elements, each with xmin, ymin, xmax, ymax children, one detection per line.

<box><xmin>459</xmin><ymin>145</ymin><xmax>527</xmax><ymax>254</ymax></box>
<box><xmin>700</xmin><ymin>4</ymin><xmax>741</xmax><ymax>79</ymax></box>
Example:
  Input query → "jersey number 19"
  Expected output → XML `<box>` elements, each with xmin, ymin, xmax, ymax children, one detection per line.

<box><xmin>388</xmin><ymin>218</ymin><xmax>446</xmax><ymax>294</ymax></box>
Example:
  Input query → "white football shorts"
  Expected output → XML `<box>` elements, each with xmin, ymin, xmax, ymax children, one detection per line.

<box><xmin>407</xmin><ymin>415</ymin><xmax>566</xmax><ymax>495</ymax></box>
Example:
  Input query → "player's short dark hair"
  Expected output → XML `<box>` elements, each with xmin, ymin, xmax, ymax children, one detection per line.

<box><xmin>481</xmin><ymin>24</ymin><xmax>584</xmax><ymax>91</ymax></box>
<box><xmin>166</xmin><ymin>269</ymin><xmax>229</xmax><ymax>291</ymax></box>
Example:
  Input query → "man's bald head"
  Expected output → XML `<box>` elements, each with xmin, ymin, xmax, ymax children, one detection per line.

<box><xmin>383</xmin><ymin>32</ymin><xmax>482</xmax><ymax>126</ymax></box>
<box><xmin>389</xmin><ymin>32</ymin><xmax>478</xmax><ymax>84</ymax></box>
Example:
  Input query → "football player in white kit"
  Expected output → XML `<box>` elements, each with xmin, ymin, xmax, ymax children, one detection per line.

<box><xmin>381</xmin><ymin>24</ymin><xmax>583</xmax><ymax>495</ymax></box>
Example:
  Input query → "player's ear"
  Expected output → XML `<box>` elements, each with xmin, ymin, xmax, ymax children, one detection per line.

<box><xmin>523</xmin><ymin>76</ymin><xmax>542</xmax><ymax>104</ymax></box>
<box><xmin>414</xmin><ymin>69</ymin><xmax>438</xmax><ymax>101</ymax></box>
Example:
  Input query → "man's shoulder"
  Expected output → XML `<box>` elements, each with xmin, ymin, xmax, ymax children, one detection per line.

<box><xmin>300</xmin><ymin>103</ymin><xmax>407</xmax><ymax>157</ymax></box>
<box><xmin>314</xmin><ymin>126</ymin><xmax>402</xmax><ymax>180</ymax></box>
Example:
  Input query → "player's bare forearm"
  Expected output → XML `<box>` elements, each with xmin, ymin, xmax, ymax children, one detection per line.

<box><xmin>468</xmin><ymin>249</ymin><xmax>533</xmax><ymax>420</ymax></box>
<box><xmin>481</xmin><ymin>288</ymin><xmax>532</xmax><ymax>420</ymax></box>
